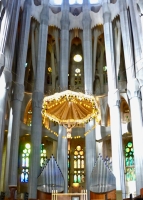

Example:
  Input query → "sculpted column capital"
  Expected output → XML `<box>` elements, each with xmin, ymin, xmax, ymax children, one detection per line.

<box><xmin>127</xmin><ymin>78</ymin><xmax>141</xmax><ymax>100</ymax></box>
<box><xmin>13</xmin><ymin>83</ymin><xmax>24</xmax><ymax>101</ymax></box>
<box><xmin>32</xmin><ymin>91</ymin><xmax>44</xmax><ymax>108</ymax></box>
<box><xmin>108</xmin><ymin>89</ymin><xmax>120</xmax><ymax>107</ymax></box>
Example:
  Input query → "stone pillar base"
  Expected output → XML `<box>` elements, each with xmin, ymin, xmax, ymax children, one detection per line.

<box><xmin>9</xmin><ymin>186</ymin><xmax>17</xmax><ymax>200</ymax></box>
<box><xmin>116</xmin><ymin>190</ymin><xmax>122</xmax><ymax>200</ymax></box>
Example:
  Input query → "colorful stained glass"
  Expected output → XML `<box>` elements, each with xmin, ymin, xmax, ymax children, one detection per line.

<box><xmin>78</xmin><ymin>175</ymin><xmax>81</xmax><ymax>183</ymax></box>
<box><xmin>73</xmin><ymin>145</ymin><xmax>85</xmax><ymax>183</ymax></box>
<box><xmin>21</xmin><ymin>143</ymin><xmax>47</xmax><ymax>183</ymax></box>
<box><xmin>125</xmin><ymin>142</ymin><xmax>135</xmax><ymax>182</ymax></box>
<box><xmin>74</xmin><ymin>175</ymin><xmax>77</xmax><ymax>183</ymax></box>
<box><xmin>74</xmin><ymin>160</ymin><xmax>77</xmax><ymax>168</ymax></box>
<box><xmin>81</xmin><ymin>160</ymin><xmax>84</xmax><ymax>168</ymax></box>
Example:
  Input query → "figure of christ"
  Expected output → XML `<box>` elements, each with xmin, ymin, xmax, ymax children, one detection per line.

<box><xmin>63</xmin><ymin>122</ymin><xmax>76</xmax><ymax>138</ymax></box>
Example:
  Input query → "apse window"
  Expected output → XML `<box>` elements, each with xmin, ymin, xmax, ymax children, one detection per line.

<box><xmin>20</xmin><ymin>143</ymin><xmax>47</xmax><ymax>183</ymax></box>
<box><xmin>125</xmin><ymin>142</ymin><xmax>135</xmax><ymax>182</ymax></box>
<box><xmin>73</xmin><ymin>145</ymin><xmax>84</xmax><ymax>183</ymax></box>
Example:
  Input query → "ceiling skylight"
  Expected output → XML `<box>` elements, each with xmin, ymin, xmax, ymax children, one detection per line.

<box><xmin>52</xmin><ymin>0</ymin><xmax>99</xmax><ymax>5</ymax></box>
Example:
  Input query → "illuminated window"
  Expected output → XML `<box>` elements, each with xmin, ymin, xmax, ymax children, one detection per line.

<box><xmin>21</xmin><ymin>143</ymin><xmax>47</xmax><ymax>183</ymax></box>
<box><xmin>75</xmin><ymin>68</ymin><xmax>81</xmax><ymax>73</ymax></box>
<box><xmin>125</xmin><ymin>142</ymin><xmax>135</xmax><ymax>182</ymax></box>
<box><xmin>73</xmin><ymin>145</ymin><xmax>84</xmax><ymax>183</ymax></box>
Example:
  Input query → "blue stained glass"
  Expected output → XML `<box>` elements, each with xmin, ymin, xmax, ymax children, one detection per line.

<box><xmin>25</xmin><ymin>173</ymin><xmax>28</xmax><ymax>182</ymax></box>
<box><xmin>21</xmin><ymin>173</ymin><xmax>25</xmax><ymax>182</ymax></box>
<box><xmin>21</xmin><ymin>143</ymin><xmax>46</xmax><ymax>182</ymax></box>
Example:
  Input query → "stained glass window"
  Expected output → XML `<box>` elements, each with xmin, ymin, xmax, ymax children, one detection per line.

<box><xmin>73</xmin><ymin>145</ymin><xmax>85</xmax><ymax>183</ymax></box>
<box><xmin>21</xmin><ymin>143</ymin><xmax>47</xmax><ymax>183</ymax></box>
<box><xmin>125</xmin><ymin>142</ymin><xmax>135</xmax><ymax>181</ymax></box>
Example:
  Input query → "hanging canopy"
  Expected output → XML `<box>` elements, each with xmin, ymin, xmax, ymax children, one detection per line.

<box><xmin>42</xmin><ymin>90</ymin><xmax>100</xmax><ymax>125</ymax></box>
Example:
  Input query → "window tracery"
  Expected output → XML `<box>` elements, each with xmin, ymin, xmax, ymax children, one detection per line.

<box><xmin>73</xmin><ymin>145</ymin><xmax>84</xmax><ymax>183</ymax></box>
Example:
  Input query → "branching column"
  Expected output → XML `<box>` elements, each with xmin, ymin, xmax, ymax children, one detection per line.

<box><xmin>57</xmin><ymin>0</ymin><xmax>69</xmax><ymax>193</ymax></box>
<box><xmin>28</xmin><ymin>2</ymin><xmax>49</xmax><ymax>199</ymax></box>
<box><xmin>102</xmin><ymin>0</ymin><xmax>125</xmax><ymax>196</ymax></box>
<box><xmin>119</xmin><ymin>0</ymin><xmax>143</xmax><ymax>194</ymax></box>
<box><xmin>8</xmin><ymin>0</ymin><xmax>32</xmax><ymax>195</ymax></box>
<box><xmin>128</xmin><ymin>0</ymin><xmax>143</xmax><ymax>103</ymax></box>
<box><xmin>0</xmin><ymin>0</ymin><xmax>15</xmax><ymax>75</ymax></box>
<box><xmin>82</xmin><ymin>1</ymin><xmax>96</xmax><ymax>199</ymax></box>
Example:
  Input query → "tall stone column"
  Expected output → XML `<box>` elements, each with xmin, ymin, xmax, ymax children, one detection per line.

<box><xmin>57</xmin><ymin>126</ymin><xmax>68</xmax><ymax>192</ymax></box>
<box><xmin>128</xmin><ymin>0</ymin><xmax>143</xmax><ymax>103</ymax></box>
<box><xmin>82</xmin><ymin>1</ymin><xmax>96</xmax><ymax>199</ymax></box>
<box><xmin>59</xmin><ymin>0</ymin><xmax>69</xmax><ymax>89</ymax></box>
<box><xmin>119</xmin><ymin>0</ymin><xmax>143</xmax><ymax>194</ymax></box>
<box><xmin>114</xmin><ymin>21</ymin><xmax>121</xmax><ymax>78</ymax></box>
<box><xmin>8</xmin><ymin>0</ymin><xmax>32</xmax><ymax>195</ymax></box>
<box><xmin>0</xmin><ymin>0</ymin><xmax>14</xmax><ymax>75</ymax></box>
<box><xmin>4</xmin><ymin>109</ymin><xmax>13</xmax><ymax>196</ymax></box>
<box><xmin>57</xmin><ymin>0</ymin><xmax>69</xmax><ymax>193</ymax></box>
<box><xmin>93</xmin><ymin>29</ymin><xmax>100</xmax><ymax>82</ymax></box>
<box><xmin>0</xmin><ymin>0</ymin><xmax>20</xmax><ymax>185</ymax></box>
<box><xmin>28</xmin><ymin>1</ymin><xmax>49</xmax><ymax>198</ymax></box>
<box><xmin>102</xmin><ymin>0</ymin><xmax>125</xmax><ymax>197</ymax></box>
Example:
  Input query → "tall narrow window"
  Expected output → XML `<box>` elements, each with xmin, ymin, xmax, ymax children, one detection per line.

<box><xmin>21</xmin><ymin>143</ymin><xmax>47</xmax><ymax>183</ymax></box>
<box><xmin>125</xmin><ymin>142</ymin><xmax>135</xmax><ymax>182</ymax></box>
<box><xmin>73</xmin><ymin>145</ymin><xmax>84</xmax><ymax>183</ymax></box>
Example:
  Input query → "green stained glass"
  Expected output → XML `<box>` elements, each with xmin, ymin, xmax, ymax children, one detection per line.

<box><xmin>125</xmin><ymin>142</ymin><xmax>135</xmax><ymax>181</ymax></box>
<box><xmin>78</xmin><ymin>175</ymin><xmax>81</xmax><ymax>183</ymax></box>
<box><xmin>126</xmin><ymin>148</ymin><xmax>129</xmax><ymax>152</ymax></box>
<box><xmin>23</xmin><ymin>149</ymin><xmax>27</xmax><ymax>153</ymax></box>
<box><xmin>25</xmin><ymin>143</ymin><xmax>30</xmax><ymax>149</ymax></box>
<box><xmin>28</xmin><ymin>149</ymin><xmax>31</xmax><ymax>153</ymax></box>
<box><xmin>74</xmin><ymin>175</ymin><xmax>77</xmax><ymax>183</ymax></box>
<box><xmin>128</xmin><ymin>142</ymin><xmax>132</xmax><ymax>148</ymax></box>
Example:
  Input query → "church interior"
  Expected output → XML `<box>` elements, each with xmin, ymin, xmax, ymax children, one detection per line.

<box><xmin>0</xmin><ymin>0</ymin><xmax>143</xmax><ymax>199</ymax></box>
